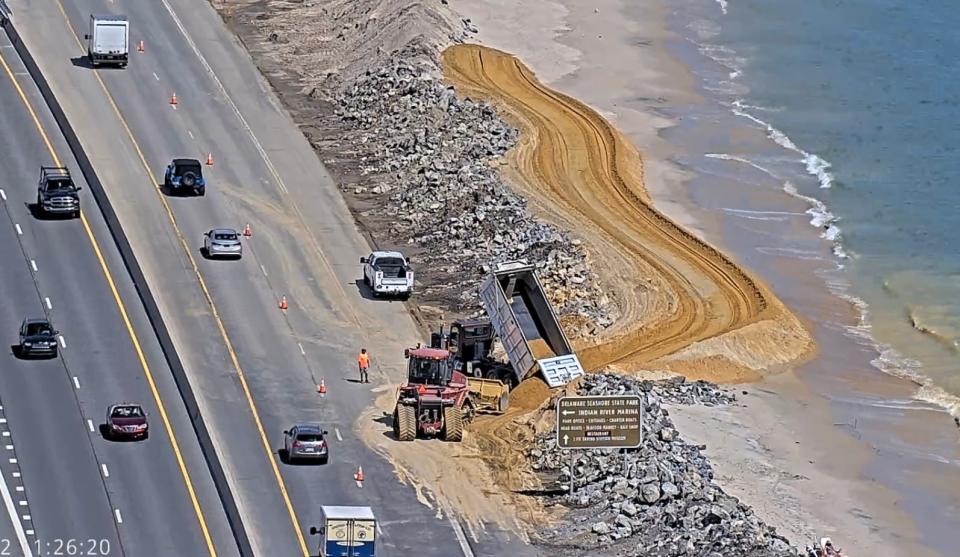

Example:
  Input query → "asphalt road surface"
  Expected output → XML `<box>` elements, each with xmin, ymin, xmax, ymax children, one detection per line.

<box><xmin>7</xmin><ymin>0</ymin><xmax>539</xmax><ymax>555</ymax></box>
<box><xmin>0</xmin><ymin>29</ymin><xmax>238</xmax><ymax>557</ymax></box>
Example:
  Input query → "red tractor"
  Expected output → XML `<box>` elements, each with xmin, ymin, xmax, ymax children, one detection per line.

<box><xmin>393</xmin><ymin>346</ymin><xmax>470</xmax><ymax>442</ymax></box>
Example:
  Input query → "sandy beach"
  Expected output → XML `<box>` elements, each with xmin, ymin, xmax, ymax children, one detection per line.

<box><xmin>449</xmin><ymin>0</ymin><xmax>960</xmax><ymax>554</ymax></box>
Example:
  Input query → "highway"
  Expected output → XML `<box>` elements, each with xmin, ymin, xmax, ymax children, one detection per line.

<box><xmin>0</xmin><ymin>28</ymin><xmax>238</xmax><ymax>557</ymax></box>
<box><xmin>6</xmin><ymin>0</ymin><xmax>537</xmax><ymax>555</ymax></box>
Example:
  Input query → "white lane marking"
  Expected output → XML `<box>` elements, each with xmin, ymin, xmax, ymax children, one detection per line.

<box><xmin>0</xmin><ymin>419</ymin><xmax>6</xmax><ymax>424</ymax></box>
<box><xmin>14</xmin><ymin>487</ymin><xmax>23</xmax><ymax>492</ymax></box>
<box><xmin>187</xmin><ymin>130</ymin><xmax>194</xmax><ymax>139</ymax></box>
<box><xmin>14</xmin><ymin>224</ymin><xmax>21</xmax><ymax>235</ymax></box>
<box><xmin>159</xmin><ymin>0</ymin><xmax>288</xmax><ymax>195</ymax></box>
<box><xmin>4</xmin><ymin>445</ymin><xmax>12</xmax><ymax>450</ymax></box>
<box><xmin>152</xmin><ymin>72</ymin><xmax>159</xmax><ymax>81</ymax></box>
<box><xmin>21</xmin><ymin>516</ymin><xmax>29</xmax><ymax>521</ymax></box>
<box><xmin>444</xmin><ymin>504</ymin><xmax>475</xmax><ymax>557</ymax></box>
<box><xmin>72</xmin><ymin>377</ymin><xmax>80</xmax><ymax>389</ymax></box>
<box><xmin>0</xmin><ymin>455</ymin><xmax>33</xmax><ymax>557</ymax></box>
<box><xmin>0</xmin><ymin>189</ymin><xmax>5</xmax><ymax>200</ymax></box>
<box><xmin>334</xmin><ymin>428</ymin><xmax>342</xmax><ymax>442</ymax></box>
<box><xmin>11</xmin><ymin>473</ymin><xmax>19</xmax><ymax>478</ymax></box>
<box><xmin>298</xmin><ymin>343</ymin><xmax>305</xmax><ymax>356</ymax></box>
<box><xmin>260</xmin><ymin>264</ymin><xmax>268</xmax><ymax>277</ymax></box>
<box><xmin>101</xmin><ymin>464</ymin><xmax>109</xmax><ymax>478</ymax></box>
<box><xmin>44</xmin><ymin>297</ymin><xmax>51</xmax><ymax>309</ymax></box>
<box><xmin>114</xmin><ymin>509</ymin><xmax>123</xmax><ymax>524</ymax></box>
<box><xmin>17</xmin><ymin>501</ymin><xmax>26</xmax><ymax>507</ymax></box>
<box><xmin>58</xmin><ymin>336</ymin><xmax>66</xmax><ymax>348</ymax></box>
<box><xmin>29</xmin><ymin>260</ymin><xmax>37</xmax><ymax>272</ymax></box>
<box><xmin>87</xmin><ymin>419</ymin><xmax>94</xmax><ymax>432</ymax></box>
<box><xmin>1</xmin><ymin>432</ymin><xmax>7</xmax><ymax>437</ymax></box>
<box><xmin>25</xmin><ymin>530</ymin><xmax>33</xmax><ymax>535</ymax></box>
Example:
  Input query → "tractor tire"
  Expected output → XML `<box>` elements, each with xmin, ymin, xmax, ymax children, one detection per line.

<box><xmin>497</xmin><ymin>390</ymin><xmax>510</xmax><ymax>413</ymax></box>
<box><xmin>395</xmin><ymin>405</ymin><xmax>416</xmax><ymax>442</ymax></box>
<box><xmin>443</xmin><ymin>406</ymin><xmax>464</xmax><ymax>442</ymax></box>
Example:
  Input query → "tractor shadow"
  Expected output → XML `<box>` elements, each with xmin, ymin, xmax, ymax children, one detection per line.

<box><xmin>374</xmin><ymin>411</ymin><xmax>400</xmax><ymax>441</ymax></box>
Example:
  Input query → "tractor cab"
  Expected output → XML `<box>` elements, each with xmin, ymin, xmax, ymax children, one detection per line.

<box><xmin>430</xmin><ymin>319</ymin><xmax>496</xmax><ymax>363</ymax></box>
<box><xmin>405</xmin><ymin>347</ymin><xmax>454</xmax><ymax>386</ymax></box>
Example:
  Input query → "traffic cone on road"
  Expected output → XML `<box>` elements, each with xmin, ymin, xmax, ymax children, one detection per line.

<box><xmin>278</xmin><ymin>296</ymin><xmax>289</xmax><ymax>311</ymax></box>
<box><xmin>242</xmin><ymin>223</ymin><xmax>252</xmax><ymax>238</ymax></box>
<box><xmin>137</xmin><ymin>40</ymin><xmax>145</xmax><ymax>53</ymax></box>
<box><xmin>317</xmin><ymin>379</ymin><xmax>327</xmax><ymax>395</ymax></box>
<box><xmin>354</xmin><ymin>465</ymin><xmax>364</xmax><ymax>487</ymax></box>
<box><xmin>205</xmin><ymin>153</ymin><xmax>214</xmax><ymax>166</ymax></box>
<box><xmin>169</xmin><ymin>92</ymin><xmax>178</xmax><ymax>106</ymax></box>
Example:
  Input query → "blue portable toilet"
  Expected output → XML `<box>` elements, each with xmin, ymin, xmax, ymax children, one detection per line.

<box><xmin>310</xmin><ymin>506</ymin><xmax>376</xmax><ymax>557</ymax></box>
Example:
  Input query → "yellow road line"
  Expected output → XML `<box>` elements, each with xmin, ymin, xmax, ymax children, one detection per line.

<box><xmin>51</xmin><ymin>1</ymin><xmax>310</xmax><ymax>554</ymax></box>
<box><xmin>0</xmin><ymin>44</ymin><xmax>218</xmax><ymax>556</ymax></box>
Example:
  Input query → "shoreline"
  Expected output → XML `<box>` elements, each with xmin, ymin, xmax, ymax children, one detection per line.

<box><xmin>448</xmin><ymin>0</ymin><xmax>960</xmax><ymax>554</ymax></box>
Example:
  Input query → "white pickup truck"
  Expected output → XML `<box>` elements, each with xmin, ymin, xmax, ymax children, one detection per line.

<box><xmin>86</xmin><ymin>14</ymin><xmax>129</xmax><ymax>68</ymax></box>
<box><xmin>360</xmin><ymin>251</ymin><xmax>414</xmax><ymax>298</ymax></box>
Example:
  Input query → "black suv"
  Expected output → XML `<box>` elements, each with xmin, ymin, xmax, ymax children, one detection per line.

<box><xmin>163</xmin><ymin>158</ymin><xmax>206</xmax><ymax>196</ymax></box>
<box><xmin>37</xmin><ymin>167</ymin><xmax>81</xmax><ymax>218</ymax></box>
<box><xmin>17</xmin><ymin>318</ymin><xmax>59</xmax><ymax>358</ymax></box>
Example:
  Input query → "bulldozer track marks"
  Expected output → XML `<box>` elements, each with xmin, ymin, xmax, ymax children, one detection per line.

<box><xmin>442</xmin><ymin>45</ymin><xmax>809</xmax><ymax>375</ymax></box>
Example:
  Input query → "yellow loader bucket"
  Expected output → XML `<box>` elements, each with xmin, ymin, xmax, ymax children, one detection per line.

<box><xmin>467</xmin><ymin>377</ymin><xmax>510</xmax><ymax>414</ymax></box>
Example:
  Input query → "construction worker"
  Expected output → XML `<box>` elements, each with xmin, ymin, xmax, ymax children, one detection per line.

<box><xmin>357</xmin><ymin>348</ymin><xmax>370</xmax><ymax>383</ymax></box>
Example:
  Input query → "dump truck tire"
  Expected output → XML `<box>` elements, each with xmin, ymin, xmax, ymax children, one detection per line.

<box><xmin>443</xmin><ymin>406</ymin><xmax>464</xmax><ymax>442</ymax></box>
<box><xmin>395</xmin><ymin>405</ymin><xmax>416</xmax><ymax>442</ymax></box>
<box><xmin>497</xmin><ymin>390</ymin><xmax>510</xmax><ymax>413</ymax></box>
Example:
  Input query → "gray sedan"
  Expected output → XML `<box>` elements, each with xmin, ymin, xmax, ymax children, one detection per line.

<box><xmin>203</xmin><ymin>228</ymin><xmax>242</xmax><ymax>259</ymax></box>
<box><xmin>282</xmin><ymin>424</ymin><xmax>329</xmax><ymax>464</ymax></box>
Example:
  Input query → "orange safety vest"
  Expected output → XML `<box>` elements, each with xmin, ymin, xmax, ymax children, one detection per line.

<box><xmin>358</xmin><ymin>353</ymin><xmax>370</xmax><ymax>368</ymax></box>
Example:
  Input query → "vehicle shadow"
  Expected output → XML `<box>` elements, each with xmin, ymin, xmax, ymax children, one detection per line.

<box><xmin>375</xmin><ymin>411</ymin><xmax>403</xmax><ymax>441</ymax></box>
<box><xmin>353</xmin><ymin>279</ymin><xmax>377</xmax><ymax>301</ymax></box>
<box><xmin>9</xmin><ymin>345</ymin><xmax>55</xmax><ymax>360</ymax></box>
<box><xmin>70</xmin><ymin>56</ymin><xmax>93</xmax><ymax>69</ymax></box>
<box><xmin>278</xmin><ymin>448</ymin><xmax>328</xmax><ymax>466</ymax></box>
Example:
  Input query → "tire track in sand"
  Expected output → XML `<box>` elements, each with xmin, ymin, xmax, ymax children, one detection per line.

<box><xmin>442</xmin><ymin>44</ymin><xmax>811</xmax><ymax>377</ymax></box>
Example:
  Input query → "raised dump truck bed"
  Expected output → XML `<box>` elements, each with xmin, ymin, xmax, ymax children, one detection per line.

<box><xmin>479</xmin><ymin>261</ymin><xmax>584</xmax><ymax>388</ymax></box>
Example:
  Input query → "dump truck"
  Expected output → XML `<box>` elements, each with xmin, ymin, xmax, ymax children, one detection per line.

<box><xmin>394</xmin><ymin>261</ymin><xmax>584</xmax><ymax>442</ymax></box>
<box><xmin>477</xmin><ymin>260</ymin><xmax>585</xmax><ymax>388</ymax></box>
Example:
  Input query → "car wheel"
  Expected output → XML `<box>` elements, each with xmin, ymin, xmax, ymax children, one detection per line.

<box><xmin>73</xmin><ymin>210</ymin><xmax>80</xmax><ymax>219</ymax></box>
<box><xmin>320</xmin><ymin>455</ymin><xmax>329</xmax><ymax>465</ymax></box>
<box><xmin>142</xmin><ymin>430</ymin><xmax>149</xmax><ymax>440</ymax></box>
<box><xmin>196</xmin><ymin>187</ymin><xmax>205</xmax><ymax>197</ymax></box>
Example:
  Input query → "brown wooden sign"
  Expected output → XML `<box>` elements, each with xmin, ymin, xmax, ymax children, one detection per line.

<box><xmin>556</xmin><ymin>395</ymin><xmax>643</xmax><ymax>449</ymax></box>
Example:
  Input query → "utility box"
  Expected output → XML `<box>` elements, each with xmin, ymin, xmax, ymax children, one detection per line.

<box><xmin>310</xmin><ymin>506</ymin><xmax>376</xmax><ymax>557</ymax></box>
<box><xmin>86</xmin><ymin>14</ymin><xmax>128</xmax><ymax>68</ymax></box>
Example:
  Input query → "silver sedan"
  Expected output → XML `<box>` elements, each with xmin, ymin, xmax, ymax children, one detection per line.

<box><xmin>203</xmin><ymin>228</ymin><xmax>243</xmax><ymax>259</ymax></box>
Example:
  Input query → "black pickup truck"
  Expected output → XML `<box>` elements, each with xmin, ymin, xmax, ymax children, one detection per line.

<box><xmin>36</xmin><ymin>166</ymin><xmax>81</xmax><ymax>218</ymax></box>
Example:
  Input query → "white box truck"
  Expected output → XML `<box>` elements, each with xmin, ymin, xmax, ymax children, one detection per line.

<box><xmin>85</xmin><ymin>15</ymin><xmax>129</xmax><ymax>68</ymax></box>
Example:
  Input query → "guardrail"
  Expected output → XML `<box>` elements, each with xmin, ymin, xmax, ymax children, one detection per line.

<box><xmin>0</xmin><ymin>14</ymin><xmax>254</xmax><ymax>557</ymax></box>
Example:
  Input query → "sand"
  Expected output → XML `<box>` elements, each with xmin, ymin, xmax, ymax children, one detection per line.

<box><xmin>442</xmin><ymin>44</ymin><xmax>812</xmax><ymax>382</ymax></box>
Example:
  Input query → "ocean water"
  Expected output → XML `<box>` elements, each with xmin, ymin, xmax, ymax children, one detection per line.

<box><xmin>664</xmin><ymin>0</ymin><xmax>960</xmax><ymax>416</ymax></box>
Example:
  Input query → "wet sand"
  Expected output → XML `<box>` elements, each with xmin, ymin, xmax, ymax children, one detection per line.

<box><xmin>449</xmin><ymin>0</ymin><xmax>960</xmax><ymax>554</ymax></box>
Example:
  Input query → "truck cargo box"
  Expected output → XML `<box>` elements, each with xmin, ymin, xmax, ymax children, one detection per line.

<box><xmin>479</xmin><ymin>261</ymin><xmax>584</xmax><ymax>388</ymax></box>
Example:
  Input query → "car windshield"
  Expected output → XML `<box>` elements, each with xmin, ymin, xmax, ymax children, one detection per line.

<box><xmin>376</xmin><ymin>257</ymin><xmax>405</xmax><ymax>267</ymax></box>
<box><xmin>47</xmin><ymin>179</ymin><xmax>74</xmax><ymax>191</ymax></box>
<box><xmin>174</xmin><ymin>163</ymin><xmax>201</xmax><ymax>177</ymax></box>
<box><xmin>409</xmin><ymin>358</ymin><xmax>450</xmax><ymax>385</ymax></box>
<box><xmin>296</xmin><ymin>433</ymin><xmax>323</xmax><ymax>442</ymax></box>
<box><xmin>112</xmin><ymin>406</ymin><xmax>143</xmax><ymax>418</ymax></box>
<box><xmin>25</xmin><ymin>323</ymin><xmax>52</xmax><ymax>336</ymax></box>
<box><xmin>214</xmin><ymin>232</ymin><xmax>237</xmax><ymax>241</ymax></box>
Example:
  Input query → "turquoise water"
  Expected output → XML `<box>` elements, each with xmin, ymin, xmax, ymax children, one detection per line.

<box><xmin>667</xmin><ymin>0</ymin><xmax>960</xmax><ymax>415</ymax></box>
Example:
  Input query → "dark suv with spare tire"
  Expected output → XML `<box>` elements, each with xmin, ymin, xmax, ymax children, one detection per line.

<box><xmin>163</xmin><ymin>158</ymin><xmax>206</xmax><ymax>196</ymax></box>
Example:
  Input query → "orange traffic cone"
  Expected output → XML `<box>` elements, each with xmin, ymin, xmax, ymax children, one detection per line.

<box><xmin>354</xmin><ymin>465</ymin><xmax>364</xmax><ymax>487</ymax></box>
<box><xmin>242</xmin><ymin>223</ymin><xmax>252</xmax><ymax>237</ymax></box>
<box><xmin>169</xmin><ymin>93</ymin><xmax>178</xmax><ymax>106</ymax></box>
<box><xmin>137</xmin><ymin>40</ymin><xmax>145</xmax><ymax>53</ymax></box>
<box><xmin>317</xmin><ymin>379</ymin><xmax>327</xmax><ymax>395</ymax></box>
<box><xmin>205</xmin><ymin>153</ymin><xmax>214</xmax><ymax>166</ymax></box>
<box><xmin>278</xmin><ymin>296</ymin><xmax>288</xmax><ymax>311</ymax></box>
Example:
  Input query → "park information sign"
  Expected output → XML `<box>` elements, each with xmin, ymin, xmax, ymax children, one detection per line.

<box><xmin>556</xmin><ymin>395</ymin><xmax>643</xmax><ymax>450</ymax></box>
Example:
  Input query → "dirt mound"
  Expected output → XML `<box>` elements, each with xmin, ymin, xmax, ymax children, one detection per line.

<box><xmin>441</xmin><ymin>44</ymin><xmax>814</xmax><ymax>380</ymax></box>
<box><xmin>508</xmin><ymin>376</ymin><xmax>552</xmax><ymax>411</ymax></box>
